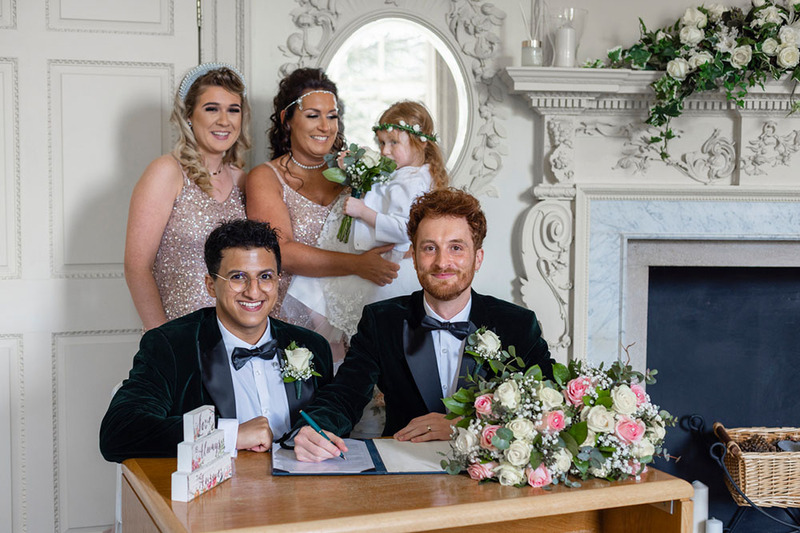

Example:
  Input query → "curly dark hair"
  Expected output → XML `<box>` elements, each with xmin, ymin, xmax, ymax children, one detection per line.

<box><xmin>268</xmin><ymin>68</ymin><xmax>345</xmax><ymax>159</ymax></box>
<box><xmin>204</xmin><ymin>219</ymin><xmax>282</xmax><ymax>275</ymax></box>
<box><xmin>407</xmin><ymin>188</ymin><xmax>487</xmax><ymax>249</ymax></box>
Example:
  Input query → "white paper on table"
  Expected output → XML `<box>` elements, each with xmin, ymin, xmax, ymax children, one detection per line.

<box><xmin>272</xmin><ymin>439</ymin><xmax>375</xmax><ymax>474</ymax></box>
<box><xmin>372</xmin><ymin>439</ymin><xmax>450</xmax><ymax>473</ymax></box>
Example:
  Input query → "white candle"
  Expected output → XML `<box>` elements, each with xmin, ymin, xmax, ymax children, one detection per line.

<box><xmin>691</xmin><ymin>481</ymin><xmax>709</xmax><ymax>533</ymax></box>
<box><xmin>553</xmin><ymin>24</ymin><xmax>576</xmax><ymax>67</ymax></box>
<box><xmin>705</xmin><ymin>517</ymin><xmax>723</xmax><ymax>533</ymax></box>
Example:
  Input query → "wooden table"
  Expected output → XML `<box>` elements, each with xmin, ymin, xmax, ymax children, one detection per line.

<box><xmin>122</xmin><ymin>452</ymin><xmax>693</xmax><ymax>532</ymax></box>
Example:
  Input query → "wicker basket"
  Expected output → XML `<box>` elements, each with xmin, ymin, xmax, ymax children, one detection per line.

<box><xmin>713</xmin><ymin>423</ymin><xmax>800</xmax><ymax>508</ymax></box>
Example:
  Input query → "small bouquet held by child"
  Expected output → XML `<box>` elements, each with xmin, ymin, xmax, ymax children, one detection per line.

<box><xmin>323</xmin><ymin>144</ymin><xmax>396</xmax><ymax>242</ymax></box>
<box><xmin>441</xmin><ymin>335</ymin><xmax>675</xmax><ymax>488</ymax></box>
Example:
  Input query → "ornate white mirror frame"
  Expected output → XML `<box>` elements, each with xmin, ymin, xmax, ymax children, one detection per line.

<box><xmin>277</xmin><ymin>0</ymin><xmax>509</xmax><ymax>196</ymax></box>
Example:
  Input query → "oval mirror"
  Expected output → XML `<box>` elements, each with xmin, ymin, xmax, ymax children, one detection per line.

<box><xmin>327</xmin><ymin>18</ymin><xmax>469</xmax><ymax>169</ymax></box>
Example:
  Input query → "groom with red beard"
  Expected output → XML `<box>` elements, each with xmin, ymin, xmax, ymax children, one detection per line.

<box><xmin>293</xmin><ymin>188</ymin><xmax>553</xmax><ymax>462</ymax></box>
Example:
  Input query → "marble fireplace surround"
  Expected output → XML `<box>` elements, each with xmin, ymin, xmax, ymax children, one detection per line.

<box><xmin>503</xmin><ymin>68</ymin><xmax>800</xmax><ymax>368</ymax></box>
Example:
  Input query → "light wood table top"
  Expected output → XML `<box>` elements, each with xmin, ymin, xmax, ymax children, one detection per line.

<box><xmin>122</xmin><ymin>451</ymin><xmax>693</xmax><ymax>533</ymax></box>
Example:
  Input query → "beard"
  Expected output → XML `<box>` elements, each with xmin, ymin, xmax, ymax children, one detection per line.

<box><xmin>417</xmin><ymin>263</ymin><xmax>476</xmax><ymax>302</ymax></box>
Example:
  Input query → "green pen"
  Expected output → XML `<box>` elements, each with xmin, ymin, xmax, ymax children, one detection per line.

<box><xmin>299</xmin><ymin>410</ymin><xmax>346</xmax><ymax>460</ymax></box>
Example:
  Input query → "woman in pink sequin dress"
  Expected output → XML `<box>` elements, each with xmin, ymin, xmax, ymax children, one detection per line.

<box><xmin>124</xmin><ymin>64</ymin><xmax>250</xmax><ymax>331</ymax></box>
<box><xmin>246</xmin><ymin>68</ymin><xmax>399</xmax><ymax>364</ymax></box>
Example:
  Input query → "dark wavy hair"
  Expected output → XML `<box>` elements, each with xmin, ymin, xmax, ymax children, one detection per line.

<box><xmin>204</xmin><ymin>219</ymin><xmax>282</xmax><ymax>275</ymax></box>
<box><xmin>407</xmin><ymin>188</ymin><xmax>487</xmax><ymax>249</ymax></box>
<box><xmin>268</xmin><ymin>68</ymin><xmax>345</xmax><ymax>159</ymax></box>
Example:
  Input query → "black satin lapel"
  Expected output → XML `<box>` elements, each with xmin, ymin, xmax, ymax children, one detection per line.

<box><xmin>403</xmin><ymin>319</ymin><xmax>445</xmax><ymax>414</ymax></box>
<box><xmin>198</xmin><ymin>317</ymin><xmax>236</xmax><ymax>419</ymax></box>
<box><xmin>285</xmin><ymin>378</ymin><xmax>315</xmax><ymax>425</ymax></box>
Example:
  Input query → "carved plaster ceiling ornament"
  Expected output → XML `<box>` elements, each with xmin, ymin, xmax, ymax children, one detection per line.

<box><xmin>278</xmin><ymin>0</ymin><xmax>508</xmax><ymax>196</ymax></box>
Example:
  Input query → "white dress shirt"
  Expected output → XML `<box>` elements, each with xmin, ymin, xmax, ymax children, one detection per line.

<box><xmin>422</xmin><ymin>295</ymin><xmax>472</xmax><ymax>400</ymax></box>
<box><xmin>216</xmin><ymin>319</ymin><xmax>290</xmax><ymax>453</ymax></box>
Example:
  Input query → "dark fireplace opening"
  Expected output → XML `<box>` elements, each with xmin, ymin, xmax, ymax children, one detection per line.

<box><xmin>646</xmin><ymin>266</ymin><xmax>800</xmax><ymax>531</ymax></box>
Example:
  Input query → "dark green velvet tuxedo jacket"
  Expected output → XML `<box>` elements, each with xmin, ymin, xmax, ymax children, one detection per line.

<box><xmin>99</xmin><ymin>307</ymin><xmax>333</xmax><ymax>463</ymax></box>
<box><xmin>300</xmin><ymin>290</ymin><xmax>553</xmax><ymax>437</ymax></box>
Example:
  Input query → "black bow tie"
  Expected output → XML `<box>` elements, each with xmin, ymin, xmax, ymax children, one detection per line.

<box><xmin>231</xmin><ymin>339</ymin><xmax>279</xmax><ymax>371</ymax></box>
<box><xmin>419</xmin><ymin>316</ymin><xmax>471</xmax><ymax>340</ymax></box>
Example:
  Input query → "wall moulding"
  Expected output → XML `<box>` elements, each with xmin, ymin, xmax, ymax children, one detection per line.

<box><xmin>505</xmin><ymin>67</ymin><xmax>800</xmax><ymax>362</ymax></box>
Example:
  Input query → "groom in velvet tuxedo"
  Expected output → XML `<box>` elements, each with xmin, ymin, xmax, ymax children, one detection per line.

<box><xmin>100</xmin><ymin>220</ymin><xmax>333</xmax><ymax>463</ymax></box>
<box><xmin>294</xmin><ymin>188</ymin><xmax>553</xmax><ymax>462</ymax></box>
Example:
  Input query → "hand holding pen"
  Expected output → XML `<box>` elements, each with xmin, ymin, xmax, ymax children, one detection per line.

<box><xmin>298</xmin><ymin>410</ymin><xmax>348</xmax><ymax>462</ymax></box>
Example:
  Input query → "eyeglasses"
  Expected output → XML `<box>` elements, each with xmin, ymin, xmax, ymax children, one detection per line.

<box><xmin>213</xmin><ymin>271</ymin><xmax>279</xmax><ymax>293</ymax></box>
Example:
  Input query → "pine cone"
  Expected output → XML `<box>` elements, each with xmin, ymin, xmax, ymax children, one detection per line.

<box><xmin>739</xmin><ymin>435</ymin><xmax>772</xmax><ymax>452</ymax></box>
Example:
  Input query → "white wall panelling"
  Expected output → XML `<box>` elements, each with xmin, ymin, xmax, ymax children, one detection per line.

<box><xmin>0</xmin><ymin>58</ymin><xmax>19</xmax><ymax>279</ymax></box>
<box><xmin>0</xmin><ymin>336</ymin><xmax>23</xmax><ymax>533</ymax></box>
<box><xmin>52</xmin><ymin>331</ymin><xmax>140</xmax><ymax>532</ymax></box>
<box><xmin>47</xmin><ymin>0</ymin><xmax>172</xmax><ymax>35</ymax></box>
<box><xmin>48</xmin><ymin>61</ymin><xmax>173</xmax><ymax>278</ymax></box>
<box><xmin>0</xmin><ymin>0</ymin><xmax>15</xmax><ymax>30</ymax></box>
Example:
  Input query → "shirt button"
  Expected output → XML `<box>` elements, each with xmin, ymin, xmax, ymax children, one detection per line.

<box><xmin>442</xmin><ymin>348</ymin><xmax>448</xmax><ymax>354</ymax></box>
<box><xmin>255</xmin><ymin>370</ymin><xmax>261</xmax><ymax>376</ymax></box>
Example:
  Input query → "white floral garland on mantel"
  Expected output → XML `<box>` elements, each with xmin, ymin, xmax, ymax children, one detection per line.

<box><xmin>278</xmin><ymin>0</ymin><xmax>508</xmax><ymax>197</ymax></box>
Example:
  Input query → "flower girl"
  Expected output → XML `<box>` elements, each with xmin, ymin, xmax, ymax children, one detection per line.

<box><xmin>286</xmin><ymin>100</ymin><xmax>449</xmax><ymax>339</ymax></box>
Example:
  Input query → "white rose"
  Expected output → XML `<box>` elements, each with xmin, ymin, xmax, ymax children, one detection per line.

<box><xmin>504</xmin><ymin>440</ymin><xmax>532</xmax><ymax>467</ymax></box>
<box><xmin>453</xmin><ymin>427</ymin><xmax>479</xmax><ymax>454</ymax></box>
<box><xmin>707</xmin><ymin>3</ymin><xmax>727</xmax><ymax>22</ymax></box>
<box><xmin>495</xmin><ymin>380</ymin><xmax>521</xmax><ymax>410</ymax></box>
<box><xmin>753</xmin><ymin>0</ymin><xmax>765</xmax><ymax>7</ymax></box>
<box><xmin>729</xmin><ymin>45</ymin><xmax>752</xmax><ymax>69</ymax></box>
<box><xmin>581</xmin><ymin>429</ymin><xmax>597</xmax><ymax>447</ymax></box>
<box><xmin>763</xmin><ymin>6</ymin><xmax>784</xmax><ymax>25</ymax></box>
<box><xmin>586</xmin><ymin>405</ymin><xmax>616</xmax><ymax>433</ymax></box>
<box><xmin>688</xmin><ymin>50</ymin><xmax>713</xmax><ymax>69</ymax></box>
<box><xmin>538</xmin><ymin>386</ymin><xmax>565</xmax><ymax>410</ymax></box>
<box><xmin>666</xmin><ymin>58</ymin><xmax>690</xmax><ymax>80</ymax></box>
<box><xmin>680</xmin><ymin>25</ymin><xmax>704</xmax><ymax>46</ymax></box>
<box><xmin>507</xmin><ymin>418</ymin><xmax>536</xmax><ymax>440</ymax></box>
<box><xmin>285</xmin><ymin>346</ymin><xmax>313</xmax><ymax>371</ymax></box>
<box><xmin>610</xmin><ymin>385</ymin><xmax>638</xmax><ymax>415</ymax></box>
<box><xmin>777</xmin><ymin>44</ymin><xmax>800</xmax><ymax>68</ymax></box>
<box><xmin>360</xmin><ymin>147</ymin><xmax>381</xmax><ymax>168</ymax></box>
<box><xmin>656</xmin><ymin>30</ymin><xmax>669</xmax><ymax>42</ymax></box>
<box><xmin>552</xmin><ymin>448</ymin><xmax>573</xmax><ymax>473</ymax></box>
<box><xmin>763</xmin><ymin>37</ymin><xmax>779</xmax><ymax>56</ymax></box>
<box><xmin>632</xmin><ymin>439</ymin><xmax>656</xmax><ymax>458</ymax></box>
<box><xmin>475</xmin><ymin>329</ymin><xmax>502</xmax><ymax>357</ymax></box>
<box><xmin>780</xmin><ymin>26</ymin><xmax>799</xmax><ymax>45</ymax></box>
<box><xmin>495</xmin><ymin>462</ymin><xmax>525</xmax><ymax>486</ymax></box>
<box><xmin>681</xmin><ymin>7</ymin><xmax>707</xmax><ymax>28</ymax></box>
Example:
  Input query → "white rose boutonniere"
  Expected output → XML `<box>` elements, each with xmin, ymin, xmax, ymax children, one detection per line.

<box><xmin>463</xmin><ymin>327</ymin><xmax>522</xmax><ymax>378</ymax></box>
<box><xmin>281</xmin><ymin>341</ymin><xmax>321</xmax><ymax>399</ymax></box>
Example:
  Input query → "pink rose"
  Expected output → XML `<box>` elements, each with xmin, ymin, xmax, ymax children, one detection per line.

<box><xmin>467</xmin><ymin>461</ymin><xmax>497</xmax><ymax>481</ymax></box>
<box><xmin>474</xmin><ymin>394</ymin><xmax>494</xmax><ymax>417</ymax></box>
<box><xmin>480</xmin><ymin>425</ymin><xmax>501</xmax><ymax>450</ymax></box>
<box><xmin>526</xmin><ymin>464</ymin><xmax>553</xmax><ymax>488</ymax></box>
<box><xmin>615</xmin><ymin>415</ymin><xmax>646</xmax><ymax>444</ymax></box>
<box><xmin>565</xmin><ymin>377</ymin><xmax>592</xmax><ymax>407</ymax></box>
<box><xmin>630</xmin><ymin>383</ymin><xmax>647</xmax><ymax>407</ymax></box>
<box><xmin>544</xmin><ymin>410</ymin><xmax>566</xmax><ymax>433</ymax></box>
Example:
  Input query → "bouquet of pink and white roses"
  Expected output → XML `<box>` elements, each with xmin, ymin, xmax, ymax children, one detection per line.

<box><xmin>442</xmin><ymin>334</ymin><xmax>675</xmax><ymax>488</ymax></box>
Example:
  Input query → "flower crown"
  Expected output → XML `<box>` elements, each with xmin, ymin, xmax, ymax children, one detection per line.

<box><xmin>282</xmin><ymin>90</ymin><xmax>338</xmax><ymax>112</ymax></box>
<box><xmin>372</xmin><ymin>120</ymin><xmax>438</xmax><ymax>143</ymax></box>
<box><xmin>178</xmin><ymin>62</ymin><xmax>247</xmax><ymax>103</ymax></box>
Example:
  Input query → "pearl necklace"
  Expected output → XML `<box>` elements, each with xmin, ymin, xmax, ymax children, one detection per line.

<box><xmin>290</xmin><ymin>154</ymin><xmax>325</xmax><ymax>170</ymax></box>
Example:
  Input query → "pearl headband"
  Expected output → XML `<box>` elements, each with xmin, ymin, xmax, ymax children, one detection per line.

<box><xmin>282</xmin><ymin>89</ymin><xmax>338</xmax><ymax>112</ymax></box>
<box><xmin>178</xmin><ymin>62</ymin><xmax>247</xmax><ymax>103</ymax></box>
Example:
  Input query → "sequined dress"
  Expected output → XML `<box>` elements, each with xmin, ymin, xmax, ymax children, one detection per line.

<box><xmin>152</xmin><ymin>168</ymin><xmax>246</xmax><ymax>321</ymax></box>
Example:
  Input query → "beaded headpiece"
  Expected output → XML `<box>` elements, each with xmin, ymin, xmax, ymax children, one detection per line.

<box><xmin>178</xmin><ymin>62</ymin><xmax>247</xmax><ymax>103</ymax></box>
<box><xmin>282</xmin><ymin>90</ymin><xmax>338</xmax><ymax>112</ymax></box>
<box><xmin>372</xmin><ymin>120</ymin><xmax>438</xmax><ymax>143</ymax></box>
